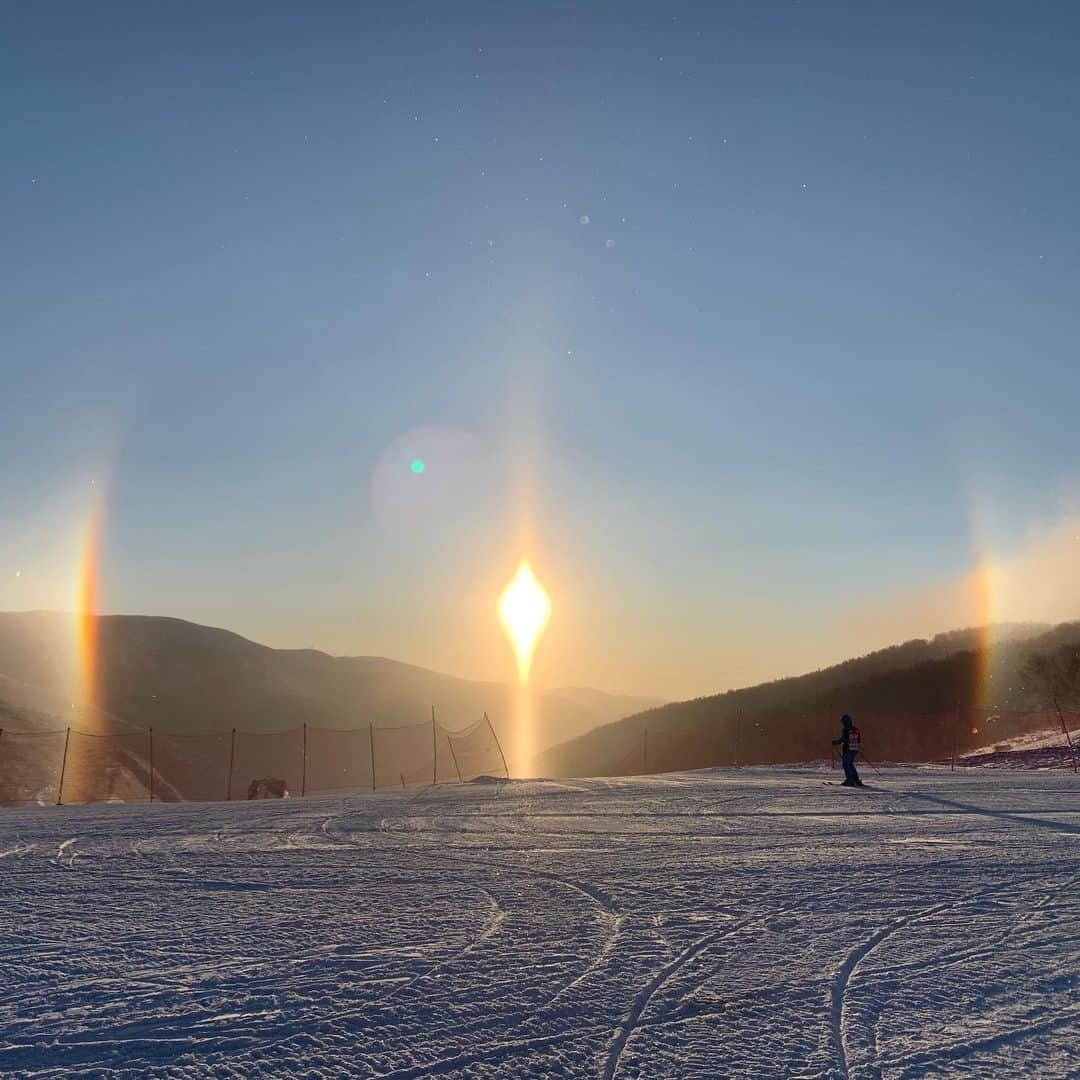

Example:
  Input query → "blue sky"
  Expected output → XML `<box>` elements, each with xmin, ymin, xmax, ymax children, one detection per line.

<box><xmin>2</xmin><ymin>2</ymin><xmax>1079</xmax><ymax>697</ymax></box>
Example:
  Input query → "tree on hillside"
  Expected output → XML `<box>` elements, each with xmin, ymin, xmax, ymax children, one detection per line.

<box><xmin>1021</xmin><ymin>645</ymin><xmax>1080</xmax><ymax>709</ymax></box>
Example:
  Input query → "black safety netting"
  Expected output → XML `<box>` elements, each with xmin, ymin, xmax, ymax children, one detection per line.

<box><xmin>151</xmin><ymin>731</ymin><xmax>231</xmax><ymax>802</ymax></box>
<box><xmin>0</xmin><ymin>730</ymin><xmax>67</xmax><ymax>805</ymax></box>
<box><xmin>304</xmin><ymin>727</ymin><xmax>374</xmax><ymax>794</ymax></box>
<box><xmin>442</xmin><ymin>717</ymin><xmax>507</xmax><ymax>782</ymax></box>
<box><xmin>231</xmin><ymin>728</ymin><xmax>304</xmax><ymax>800</ymax></box>
<box><xmin>374</xmin><ymin>722</ymin><xmax>431</xmax><ymax>789</ymax></box>
<box><xmin>61</xmin><ymin>730</ymin><xmax>153</xmax><ymax>805</ymax></box>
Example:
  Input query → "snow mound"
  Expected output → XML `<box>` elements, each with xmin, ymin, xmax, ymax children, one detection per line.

<box><xmin>958</xmin><ymin>726</ymin><xmax>1078</xmax><ymax>770</ymax></box>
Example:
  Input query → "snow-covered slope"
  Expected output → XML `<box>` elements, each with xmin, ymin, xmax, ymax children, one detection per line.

<box><xmin>957</xmin><ymin>726</ymin><xmax>1079</xmax><ymax>771</ymax></box>
<box><xmin>1</xmin><ymin>768</ymin><xmax>1077</xmax><ymax>1077</ymax></box>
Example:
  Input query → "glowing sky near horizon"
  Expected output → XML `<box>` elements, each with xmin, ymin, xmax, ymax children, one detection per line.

<box><xmin>2</xmin><ymin>3</ymin><xmax>1080</xmax><ymax>700</ymax></box>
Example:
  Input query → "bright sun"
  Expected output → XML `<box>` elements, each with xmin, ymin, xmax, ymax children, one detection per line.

<box><xmin>498</xmin><ymin>561</ymin><xmax>551</xmax><ymax>683</ymax></box>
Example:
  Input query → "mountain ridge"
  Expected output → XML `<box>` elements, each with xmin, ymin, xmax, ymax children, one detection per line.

<box><xmin>534</xmin><ymin>621</ymin><xmax>1080</xmax><ymax>776</ymax></box>
<box><xmin>0</xmin><ymin>611</ymin><xmax>661</xmax><ymax>758</ymax></box>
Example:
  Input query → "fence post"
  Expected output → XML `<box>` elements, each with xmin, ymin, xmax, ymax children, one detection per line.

<box><xmin>1052</xmin><ymin>696</ymin><xmax>1079</xmax><ymax>775</ymax></box>
<box><xmin>485</xmin><ymin>713</ymin><xmax>509</xmax><ymax>780</ymax></box>
<box><xmin>432</xmin><ymin>706</ymin><xmax>438</xmax><ymax>786</ymax></box>
<box><xmin>447</xmin><ymin>733</ymin><xmax>463</xmax><ymax>783</ymax></box>
<box><xmin>227</xmin><ymin>727</ymin><xmax>236</xmax><ymax>800</ymax></box>
<box><xmin>302</xmin><ymin>722</ymin><xmax>308</xmax><ymax>797</ymax></box>
<box><xmin>370</xmin><ymin>722</ymin><xmax>376</xmax><ymax>791</ymax></box>
<box><xmin>57</xmin><ymin>727</ymin><xmax>71</xmax><ymax>805</ymax></box>
<box><xmin>951</xmin><ymin>704</ymin><xmax>960</xmax><ymax>772</ymax></box>
<box><xmin>149</xmin><ymin>727</ymin><xmax>154</xmax><ymax>803</ymax></box>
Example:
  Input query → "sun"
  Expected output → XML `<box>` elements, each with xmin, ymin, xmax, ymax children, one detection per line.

<box><xmin>498</xmin><ymin>561</ymin><xmax>551</xmax><ymax>683</ymax></box>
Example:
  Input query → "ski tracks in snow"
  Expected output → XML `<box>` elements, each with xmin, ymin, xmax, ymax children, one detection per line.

<box><xmin>829</xmin><ymin>847</ymin><xmax>1080</xmax><ymax>1078</ymax></box>
<box><xmin>0</xmin><ymin>768</ymin><xmax>1077</xmax><ymax>1077</ymax></box>
<box><xmin>51</xmin><ymin>835</ymin><xmax>79</xmax><ymax>869</ymax></box>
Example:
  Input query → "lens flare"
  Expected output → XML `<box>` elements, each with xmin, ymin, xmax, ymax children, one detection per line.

<box><xmin>498</xmin><ymin>561</ymin><xmax>551</xmax><ymax>684</ymax></box>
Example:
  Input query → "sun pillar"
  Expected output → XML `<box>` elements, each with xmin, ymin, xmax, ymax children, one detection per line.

<box><xmin>498</xmin><ymin>561</ymin><xmax>551</xmax><ymax>777</ymax></box>
<box><xmin>972</xmin><ymin>555</ymin><xmax>996</xmax><ymax>713</ymax></box>
<box><xmin>75</xmin><ymin>502</ymin><xmax>105</xmax><ymax>731</ymax></box>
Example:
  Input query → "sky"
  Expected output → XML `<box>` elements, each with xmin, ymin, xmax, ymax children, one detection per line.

<box><xmin>2</xmin><ymin>2</ymin><xmax>1079</xmax><ymax>700</ymax></box>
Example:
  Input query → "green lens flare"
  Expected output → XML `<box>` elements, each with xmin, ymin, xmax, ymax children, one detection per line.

<box><xmin>410</xmin><ymin>459</ymin><xmax>425</xmax><ymax>474</ymax></box>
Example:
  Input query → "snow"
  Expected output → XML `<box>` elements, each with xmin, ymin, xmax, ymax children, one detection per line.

<box><xmin>957</xmin><ymin>726</ymin><xmax>1079</xmax><ymax>771</ymax></box>
<box><xmin>1</xmin><ymin>766</ymin><xmax>1077</xmax><ymax>1078</ymax></box>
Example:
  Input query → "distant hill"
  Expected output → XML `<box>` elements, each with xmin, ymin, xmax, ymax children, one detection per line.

<box><xmin>534</xmin><ymin>622</ymin><xmax>1080</xmax><ymax>776</ymax></box>
<box><xmin>0</xmin><ymin>612</ymin><xmax>661</xmax><ymax>757</ymax></box>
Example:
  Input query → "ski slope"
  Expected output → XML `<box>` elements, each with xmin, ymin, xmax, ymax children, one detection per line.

<box><xmin>1</xmin><ymin>767</ymin><xmax>1077</xmax><ymax>1078</ymax></box>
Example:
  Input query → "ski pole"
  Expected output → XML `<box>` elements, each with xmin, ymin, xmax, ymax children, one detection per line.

<box><xmin>860</xmin><ymin>754</ymin><xmax>884</xmax><ymax>778</ymax></box>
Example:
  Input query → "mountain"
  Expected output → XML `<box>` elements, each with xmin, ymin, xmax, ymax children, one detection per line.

<box><xmin>0</xmin><ymin>612</ymin><xmax>661</xmax><ymax>757</ymax></box>
<box><xmin>533</xmin><ymin>622</ymin><xmax>1080</xmax><ymax>776</ymax></box>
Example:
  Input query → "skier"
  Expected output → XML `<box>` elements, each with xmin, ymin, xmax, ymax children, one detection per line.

<box><xmin>831</xmin><ymin>714</ymin><xmax>863</xmax><ymax>786</ymax></box>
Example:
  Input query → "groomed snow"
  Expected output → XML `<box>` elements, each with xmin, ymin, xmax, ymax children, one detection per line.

<box><xmin>1</xmin><ymin>767</ymin><xmax>1077</xmax><ymax>1078</ymax></box>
